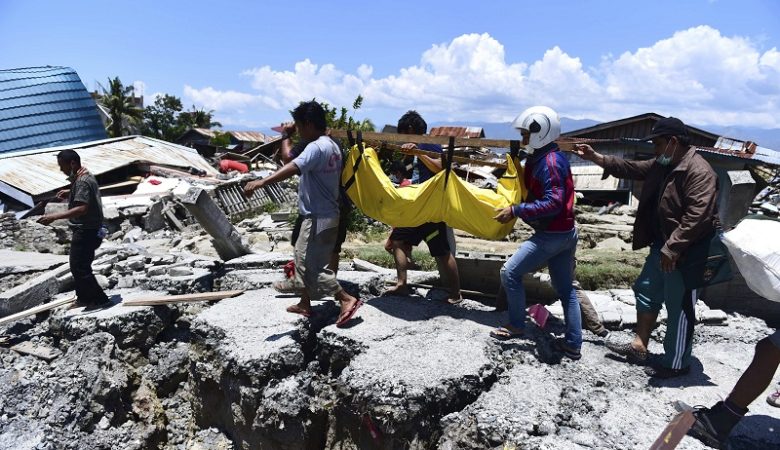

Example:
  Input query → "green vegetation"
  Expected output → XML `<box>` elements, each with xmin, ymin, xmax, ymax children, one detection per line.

<box><xmin>209</xmin><ymin>130</ymin><xmax>232</xmax><ymax>148</ymax></box>
<box><xmin>99</xmin><ymin>77</ymin><xmax>144</xmax><ymax>137</ymax></box>
<box><xmin>100</xmin><ymin>76</ymin><xmax>222</xmax><ymax>141</ymax></box>
<box><xmin>260</xmin><ymin>202</ymin><xmax>281</xmax><ymax>213</ymax></box>
<box><xmin>574</xmin><ymin>248</ymin><xmax>647</xmax><ymax>290</ymax></box>
<box><xmin>342</xmin><ymin>242</ymin><xmax>438</xmax><ymax>272</ymax></box>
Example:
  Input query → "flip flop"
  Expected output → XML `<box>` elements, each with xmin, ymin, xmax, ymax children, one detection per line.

<box><xmin>336</xmin><ymin>299</ymin><xmax>364</xmax><ymax>328</ymax></box>
<box><xmin>286</xmin><ymin>304</ymin><xmax>312</xmax><ymax>318</ymax></box>
<box><xmin>447</xmin><ymin>296</ymin><xmax>464</xmax><ymax>305</ymax></box>
<box><xmin>489</xmin><ymin>326</ymin><xmax>525</xmax><ymax>341</ymax></box>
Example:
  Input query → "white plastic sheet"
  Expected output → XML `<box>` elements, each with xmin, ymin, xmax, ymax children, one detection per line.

<box><xmin>722</xmin><ymin>218</ymin><xmax>780</xmax><ymax>302</ymax></box>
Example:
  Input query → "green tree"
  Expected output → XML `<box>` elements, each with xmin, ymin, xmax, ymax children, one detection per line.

<box><xmin>99</xmin><ymin>77</ymin><xmax>144</xmax><ymax>137</ymax></box>
<box><xmin>209</xmin><ymin>130</ymin><xmax>232</xmax><ymax>148</ymax></box>
<box><xmin>318</xmin><ymin>95</ymin><xmax>375</xmax><ymax>132</ymax></box>
<box><xmin>141</xmin><ymin>94</ymin><xmax>185</xmax><ymax>141</ymax></box>
<box><xmin>179</xmin><ymin>106</ymin><xmax>222</xmax><ymax>129</ymax></box>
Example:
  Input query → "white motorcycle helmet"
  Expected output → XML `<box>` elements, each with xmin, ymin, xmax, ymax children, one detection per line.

<box><xmin>511</xmin><ymin>106</ymin><xmax>561</xmax><ymax>152</ymax></box>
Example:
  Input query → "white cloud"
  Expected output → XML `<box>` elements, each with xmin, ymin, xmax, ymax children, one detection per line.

<box><xmin>183</xmin><ymin>27</ymin><xmax>780</xmax><ymax>129</ymax></box>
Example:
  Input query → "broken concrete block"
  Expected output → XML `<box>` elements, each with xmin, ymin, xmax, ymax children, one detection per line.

<box><xmin>223</xmin><ymin>252</ymin><xmax>293</xmax><ymax>270</ymax></box>
<box><xmin>121</xmin><ymin>205</ymin><xmax>150</xmax><ymax>217</ymax></box>
<box><xmin>122</xmin><ymin>227</ymin><xmax>145</xmax><ymax>243</ymax></box>
<box><xmin>127</xmin><ymin>259</ymin><xmax>146</xmax><ymax>271</ymax></box>
<box><xmin>0</xmin><ymin>265</ymin><xmax>63</xmax><ymax>317</ymax></box>
<box><xmin>718</xmin><ymin>170</ymin><xmax>755</xmax><ymax>230</ymax></box>
<box><xmin>92</xmin><ymin>263</ymin><xmax>112</xmax><ymax>275</ymax></box>
<box><xmin>95</xmin><ymin>275</ymin><xmax>109</xmax><ymax>289</ymax></box>
<box><xmin>600</xmin><ymin>311</ymin><xmax>622</xmax><ymax>325</ymax></box>
<box><xmin>701</xmin><ymin>309</ymin><xmax>728</xmax><ymax>324</ymax></box>
<box><xmin>610</xmin><ymin>289</ymin><xmax>636</xmax><ymax>306</ymax></box>
<box><xmin>168</xmin><ymin>267</ymin><xmax>194</xmax><ymax>277</ymax></box>
<box><xmin>117</xmin><ymin>276</ymin><xmax>137</xmax><ymax>289</ymax></box>
<box><xmin>11</xmin><ymin>341</ymin><xmax>62</xmax><ymax>361</ymax></box>
<box><xmin>146</xmin><ymin>266</ymin><xmax>168</xmax><ymax>277</ymax></box>
<box><xmin>180</xmin><ymin>187</ymin><xmax>251</xmax><ymax>261</ymax></box>
<box><xmin>621</xmin><ymin>312</ymin><xmax>637</xmax><ymax>327</ymax></box>
<box><xmin>0</xmin><ymin>250</ymin><xmax>68</xmax><ymax>275</ymax></box>
<box><xmin>142</xmin><ymin>200</ymin><xmax>166</xmax><ymax>232</ymax></box>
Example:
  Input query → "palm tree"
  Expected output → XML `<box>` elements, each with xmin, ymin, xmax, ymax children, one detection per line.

<box><xmin>179</xmin><ymin>106</ymin><xmax>222</xmax><ymax>129</ymax></box>
<box><xmin>99</xmin><ymin>77</ymin><xmax>144</xmax><ymax>137</ymax></box>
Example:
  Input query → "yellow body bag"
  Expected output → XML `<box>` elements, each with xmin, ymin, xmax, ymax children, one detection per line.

<box><xmin>341</xmin><ymin>145</ymin><xmax>526</xmax><ymax>240</ymax></box>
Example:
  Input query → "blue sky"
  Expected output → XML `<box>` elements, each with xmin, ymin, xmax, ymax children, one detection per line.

<box><xmin>1</xmin><ymin>0</ymin><xmax>779</xmax><ymax>132</ymax></box>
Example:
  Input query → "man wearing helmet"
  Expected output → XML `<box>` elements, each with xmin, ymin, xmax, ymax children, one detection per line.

<box><xmin>572</xmin><ymin>117</ymin><xmax>721</xmax><ymax>378</ymax></box>
<box><xmin>492</xmin><ymin>106</ymin><xmax>583</xmax><ymax>360</ymax></box>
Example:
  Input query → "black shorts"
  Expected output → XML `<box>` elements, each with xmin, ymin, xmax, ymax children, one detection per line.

<box><xmin>291</xmin><ymin>203</ymin><xmax>350</xmax><ymax>253</ymax></box>
<box><xmin>390</xmin><ymin>222</ymin><xmax>450</xmax><ymax>257</ymax></box>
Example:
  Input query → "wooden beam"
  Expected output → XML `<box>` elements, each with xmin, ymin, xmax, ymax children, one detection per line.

<box><xmin>374</xmin><ymin>142</ymin><xmax>508</xmax><ymax>169</ymax></box>
<box><xmin>0</xmin><ymin>295</ymin><xmax>76</xmax><ymax>327</ymax></box>
<box><xmin>122</xmin><ymin>290</ymin><xmax>245</xmax><ymax>306</ymax></box>
<box><xmin>329</xmin><ymin>129</ymin><xmax>609</xmax><ymax>152</ymax></box>
<box><xmin>329</xmin><ymin>129</ymin><xmax>514</xmax><ymax>148</ymax></box>
<box><xmin>649</xmin><ymin>409</ymin><xmax>695</xmax><ymax>450</ymax></box>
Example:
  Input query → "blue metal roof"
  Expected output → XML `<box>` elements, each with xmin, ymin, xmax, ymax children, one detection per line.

<box><xmin>0</xmin><ymin>66</ymin><xmax>107</xmax><ymax>154</ymax></box>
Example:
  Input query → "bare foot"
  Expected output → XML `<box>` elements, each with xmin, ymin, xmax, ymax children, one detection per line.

<box><xmin>286</xmin><ymin>303</ymin><xmax>312</xmax><ymax>317</ymax></box>
<box><xmin>382</xmin><ymin>284</ymin><xmax>411</xmax><ymax>296</ymax></box>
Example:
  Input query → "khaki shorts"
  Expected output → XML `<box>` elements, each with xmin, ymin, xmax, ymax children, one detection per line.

<box><xmin>294</xmin><ymin>217</ymin><xmax>341</xmax><ymax>300</ymax></box>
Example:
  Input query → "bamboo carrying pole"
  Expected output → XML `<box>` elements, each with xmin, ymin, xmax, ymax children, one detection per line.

<box><xmin>328</xmin><ymin>129</ymin><xmax>595</xmax><ymax>151</ymax></box>
<box><xmin>375</xmin><ymin>142</ymin><xmax>508</xmax><ymax>169</ymax></box>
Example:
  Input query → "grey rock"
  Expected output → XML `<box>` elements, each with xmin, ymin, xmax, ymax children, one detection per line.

<box><xmin>50</xmin><ymin>290</ymin><xmax>174</xmax><ymax>351</ymax></box>
<box><xmin>168</xmin><ymin>267</ymin><xmax>194</xmax><ymax>277</ymax></box>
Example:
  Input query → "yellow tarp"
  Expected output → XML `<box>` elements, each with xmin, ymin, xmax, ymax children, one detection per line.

<box><xmin>341</xmin><ymin>145</ymin><xmax>526</xmax><ymax>240</ymax></box>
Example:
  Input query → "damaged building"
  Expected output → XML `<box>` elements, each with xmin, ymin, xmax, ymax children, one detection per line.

<box><xmin>1</xmin><ymin>78</ymin><xmax>780</xmax><ymax>449</ymax></box>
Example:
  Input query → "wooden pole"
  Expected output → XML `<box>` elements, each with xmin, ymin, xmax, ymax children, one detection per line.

<box><xmin>0</xmin><ymin>295</ymin><xmax>76</xmax><ymax>327</ymax></box>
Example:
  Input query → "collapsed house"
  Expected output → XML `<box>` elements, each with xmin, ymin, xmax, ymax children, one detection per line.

<box><xmin>562</xmin><ymin>112</ymin><xmax>780</xmax><ymax>207</ymax></box>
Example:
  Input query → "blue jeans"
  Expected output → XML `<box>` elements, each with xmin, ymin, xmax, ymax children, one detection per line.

<box><xmin>500</xmin><ymin>229</ymin><xmax>582</xmax><ymax>349</ymax></box>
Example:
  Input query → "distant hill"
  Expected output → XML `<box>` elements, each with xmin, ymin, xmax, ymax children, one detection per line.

<box><xmin>691</xmin><ymin>124</ymin><xmax>780</xmax><ymax>150</ymax></box>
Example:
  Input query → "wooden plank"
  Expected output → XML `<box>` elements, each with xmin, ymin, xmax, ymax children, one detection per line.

<box><xmin>122</xmin><ymin>290</ymin><xmax>245</xmax><ymax>307</ymax></box>
<box><xmin>0</xmin><ymin>295</ymin><xmax>76</xmax><ymax>327</ymax></box>
<box><xmin>11</xmin><ymin>341</ymin><xmax>62</xmax><ymax>362</ymax></box>
<box><xmin>330</xmin><ymin>129</ymin><xmax>513</xmax><ymax>148</ymax></box>
<box><xmin>649</xmin><ymin>408</ymin><xmax>696</xmax><ymax>450</ymax></box>
<box><xmin>374</xmin><ymin>142</ymin><xmax>508</xmax><ymax>169</ymax></box>
<box><xmin>329</xmin><ymin>129</ymin><xmax>617</xmax><ymax>151</ymax></box>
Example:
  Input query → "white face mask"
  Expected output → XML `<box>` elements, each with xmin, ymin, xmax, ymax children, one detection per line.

<box><xmin>656</xmin><ymin>139</ymin><xmax>676</xmax><ymax>166</ymax></box>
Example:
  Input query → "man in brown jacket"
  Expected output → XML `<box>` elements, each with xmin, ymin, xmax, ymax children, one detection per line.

<box><xmin>573</xmin><ymin>117</ymin><xmax>720</xmax><ymax>378</ymax></box>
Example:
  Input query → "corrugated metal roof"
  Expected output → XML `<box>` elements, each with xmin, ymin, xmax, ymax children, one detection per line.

<box><xmin>0</xmin><ymin>135</ymin><xmax>218</xmax><ymax>199</ymax></box>
<box><xmin>229</xmin><ymin>130</ymin><xmax>266</xmax><ymax>143</ymax></box>
<box><xmin>190</xmin><ymin>128</ymin><xmax>266</xmax><ymax>143</ymax></box>
<box><xmin>562</xmin><ymin>112</ymin><xmax>719</xmax><ymax>147</ymax></box>
<box><xmin>429</xmin><ymin>126</ymin><xmax>485</xmax><ymax>138</ymax></box>
<box><xmin>694</xmin><ymin>144</ymin><xmax>780</xmax><ymax>166</ymax></box>
<box><xmin>0</xmin><ymin>66</ymin><xmax>107</xmax><ymax>154</ymax></box>
<box><xmin>571</xmin><ymin>166</ymin><xmax>622</xmax><ymax>191</ymax></box>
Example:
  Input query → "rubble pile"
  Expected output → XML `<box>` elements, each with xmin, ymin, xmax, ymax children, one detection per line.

<box><xmin>0</xmin><ymin>152</ymin><xmax>779</xmax><ymax>449</ymax></box>
<box><xmin>1</xmin><ymin>275</ymin><xmax>777</xmax><ymax>449</ymax></box>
